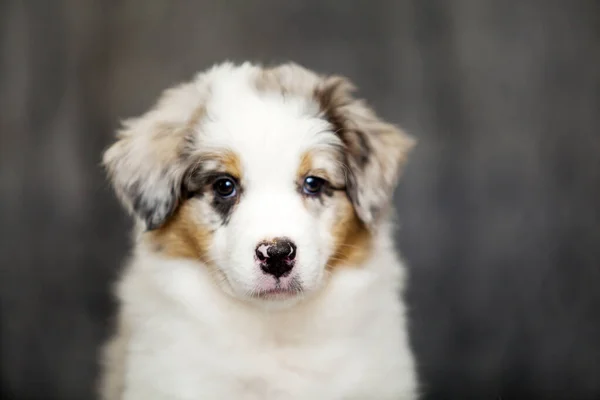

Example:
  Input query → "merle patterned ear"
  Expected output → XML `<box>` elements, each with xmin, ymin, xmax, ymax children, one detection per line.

<box><xmin>316</xmin><ymin>76</ymin><xmax>415</xmax><ymax>227</ymax></box>
<box><xmin>103</xmin><ymin>124</ymin><xmax>190</xmax><ymax>230</ymax></box>
<box><xmin>103</xmin><ymin>82</ymin><xmax>204</xmax><ymax>230</ymax></box>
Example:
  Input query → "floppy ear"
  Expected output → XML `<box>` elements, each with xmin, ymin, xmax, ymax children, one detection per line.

<box><xmin>102</xmin><ymin>83</ymin><xmax>204</xmax><ymax>230</ymax></box>
<box><xmin>316</xmin><ymin>76</ymin><xmax>415</xmax><ymax>228</ymax></box>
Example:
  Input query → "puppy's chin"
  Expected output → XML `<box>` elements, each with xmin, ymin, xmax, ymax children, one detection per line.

<box><xmin>245</xmin><ymin>293</ymin><xmax>306</xmax><ymax>311</ymax></box>
<box><xmin>215</xmin><ymin>269</ymin><xmax>325</xmax><ymax>311</ymax></box>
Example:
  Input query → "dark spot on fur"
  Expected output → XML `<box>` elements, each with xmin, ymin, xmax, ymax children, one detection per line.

<box><xmin>183</xmin><ymin>164</ymin><xmax>208</xmax><ymax>195</ymax></box>
<box><xmin>182</xmin><ymin>165</ymin><xmax>240</xmax><ymax>225</ymax></box>
<box><xmin>314</xmin><ymin>80</ymin><xmax>351</xmax><ymax>134</ymax></box>
<box><xmin>314</xmin><ymin>80</ymin><xmax>372</xmax><ymax>169</ymax></box>
<box><xmin>350</xmin><ymin>130</ymin><xmax>371</xmax><ymax>168</ymax></box>
<box><xmin>344</xmin><ymin>169</ymin><xmax>360</xmax><ymax>208</ymax></box>
<box><xmin>152</xmin><ymin>242</ymin><xmax>165</xmax><ymax>252</ymax></box>
<box><xmin>129</xmin><ymin>180</ymin><xmax>179</xmax><ymax>231</ymax></box>
<box><xmin>369</xmin><ymin>204</ymin><xmax>380</xmax><ymax>221</ymax></box>
<box><xmin>212</xmin><ymin>196</ymin><xmax>237</xmax><ymax>225</ymax></box>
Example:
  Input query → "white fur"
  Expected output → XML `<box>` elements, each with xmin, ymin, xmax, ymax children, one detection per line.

<box><xmin>115</xmin><ymin>229</ymin><xmax>417</xmax><ymax>400</ymax></box>
<box><xmin>199</xmin><ymin>66</ymin><xmax>334</xmax><ymax>302</ymax></box>
<box><xmin>102</xmin><ymin>62</ymin><xmax>418</xmax><ymax>400</ymax></box>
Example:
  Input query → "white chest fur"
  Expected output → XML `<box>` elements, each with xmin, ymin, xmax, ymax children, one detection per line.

<box><xmin>106</xmin><ymin>249</ymin><xmax>418</xmax><ymax>400</ymax></box>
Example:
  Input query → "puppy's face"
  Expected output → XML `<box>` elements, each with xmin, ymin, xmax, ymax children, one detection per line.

<box><xmin>104</xmin><ymin>63</ymin><xmax>413</xmax><ymax>307</ymax></box>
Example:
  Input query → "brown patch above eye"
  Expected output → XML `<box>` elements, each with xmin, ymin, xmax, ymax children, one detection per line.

<box><xmin>297</xmin><ymin>150</ymin><xmax>340</xmax><ymax>184</ymax></box>
<box><xmin>194</xmin><ymin>149</ymin><xmax>243</xmax><ymax>180</ymax></box>
<box><xmin>297</xmin><ymin>151</ymin><xmax>313</xmax><ymax>181</ymax></box>
<box><xmin>145</xmin><ymin>201</ymin><xmax>213</xmax><ymax>264</ymax></box>
<box><xmin>185</xmin><ymin>149</ymin><xmax>243</xmax><ymax>193</ymax></box>
<box><xmin>217</xmin><ymin>150</ymin><xmax>243</xmax><ymax>180</ymax></box>
<box><xmin>326</xmin><ymin>195</ymin><xmax>372</xmax><ymax>269</ymax></box>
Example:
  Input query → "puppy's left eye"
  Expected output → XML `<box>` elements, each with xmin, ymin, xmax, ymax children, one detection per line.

<box><xmin>213</xmin><ymin>177</ymin><xmax>237</xmax><ymax>198</ymax></box>
<box><xmin>302</xmin><ymin>176</ymin><xmax>326</xmax><ymax>195</ymax></box>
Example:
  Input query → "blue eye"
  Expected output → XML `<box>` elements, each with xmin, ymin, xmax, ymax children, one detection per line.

<box><xmin>213</xmin><ymin>178</ymin><xmax>237</xmax><ymax>198</ymax></box>
<box><xmin>303</xmin><ymin>176</ymin><xmax>326</xmax><ymax>195</ymax></box>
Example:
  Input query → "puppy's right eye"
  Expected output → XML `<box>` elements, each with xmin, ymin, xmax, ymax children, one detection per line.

<box><xmin>213</xmin><ymin>177</ymin><xmax>237</xmax><ymax>198</ymax></box>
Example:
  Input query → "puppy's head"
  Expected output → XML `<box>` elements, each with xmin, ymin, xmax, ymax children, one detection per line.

<box><xmin>103</xmin><ymin>62</ymin><xmax>414</xmax><ymax>307</ymax></box>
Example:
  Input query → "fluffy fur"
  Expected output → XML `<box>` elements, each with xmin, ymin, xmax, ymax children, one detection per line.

<box><xmin>100</xmin><ymin>62</ymin><xmax>418</xmax><ymax>400</ymax></box>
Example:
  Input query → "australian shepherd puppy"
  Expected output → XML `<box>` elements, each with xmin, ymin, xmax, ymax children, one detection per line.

<box><xmin>99</xmin><ymin>62</ymin><xmax>418</xmax><ymax>400</ymax></box>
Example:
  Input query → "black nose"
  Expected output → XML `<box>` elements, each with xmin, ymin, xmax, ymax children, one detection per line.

<box><xmin>255</xmin><ymin>238</ymin><xmax>297</xmax><ymax>278</ymax></box>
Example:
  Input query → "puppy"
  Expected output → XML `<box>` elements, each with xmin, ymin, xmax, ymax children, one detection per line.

<box><xmin>99</xmin><ymin>62</ymin><xmax>418</xmax><ymax>400</ymax></box>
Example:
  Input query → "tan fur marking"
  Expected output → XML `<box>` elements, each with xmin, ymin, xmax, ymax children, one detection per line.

<box><xmin>219</xmin><ymin>150</ymin><xmax>243</xmax><ymax>179</ymax></box>
<box><xmin>146</xmin><ymin>201</ymin><xmax>212</xmax><ymax>263</ymax></box>
<box><xmin>195</xmin><ymin>149</ymin><xmax>243</xmax><ymax>179</ymax></box>
<box><xmin>297</xmin><ymin>151</ymin><xmax>313</xmax><ymax>180</ymax></box>
<box><xmin>327</xmin><ymin>194</ymin><xmax>372</xmax><ymax>269</ymax></box>
<box><xmin>297</xmin><ymin>150</ymin><xmax>336</xmax><ymax>183</ymax></box>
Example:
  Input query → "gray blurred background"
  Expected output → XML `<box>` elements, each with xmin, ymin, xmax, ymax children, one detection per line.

<box><xmin>1</xmin><ymin>1</ymin><xmax>599</xmax><ymax>399</ymax></box>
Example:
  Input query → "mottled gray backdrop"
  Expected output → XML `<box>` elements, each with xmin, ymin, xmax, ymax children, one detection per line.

<box><xmin>1</xmin><ymin>1</ymin><xmax>599</xmax><ymax>399</ymax></box>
